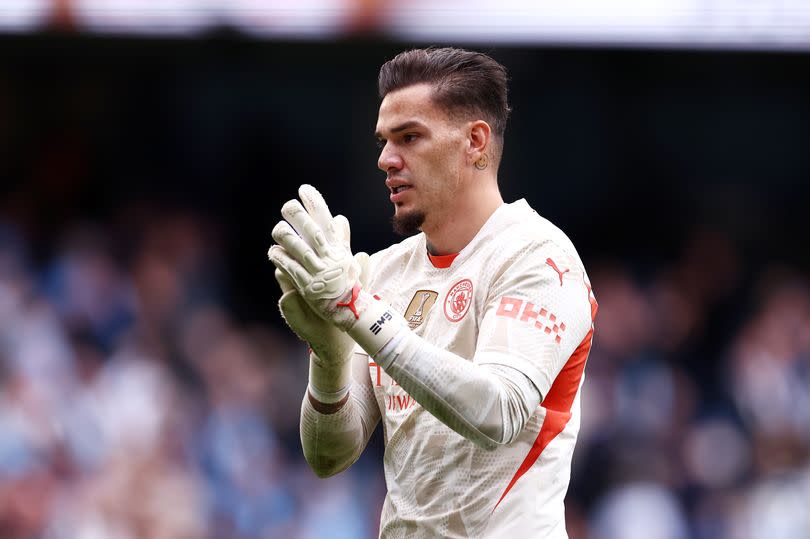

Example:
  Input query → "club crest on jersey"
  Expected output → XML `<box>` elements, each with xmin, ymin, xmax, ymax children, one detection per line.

<box><xmin>404</xmin><ymin>290</ymin><xmax>439</xmax><ymax>329</ymax></box>
<box><xmin>444</xmin><ymin>279</ymin><xmax>473</xmax><ymax>322</ymax></box>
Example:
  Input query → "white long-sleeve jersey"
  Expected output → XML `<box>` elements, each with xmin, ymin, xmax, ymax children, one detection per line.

<box><xmin>300</xmin><ymin>199</ymin><xmax>597</xmax><ymax>538</ymax></box>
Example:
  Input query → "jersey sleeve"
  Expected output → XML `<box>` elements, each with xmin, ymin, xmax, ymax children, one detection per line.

<box><xmin>300</xmin><ymin>350</ymin><xmax>381</xmax><ymax>476</ymax></box>
<box><xmin>474</xmin><ymin>241</ymin><xmax>595</xmax><ymax>400</ymax></box>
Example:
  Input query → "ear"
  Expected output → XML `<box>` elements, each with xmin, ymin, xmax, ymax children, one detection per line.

<box><xmin>466</xmin><ymin>120</ymin><xmax>492</xmax><ymax>165</ymax></box>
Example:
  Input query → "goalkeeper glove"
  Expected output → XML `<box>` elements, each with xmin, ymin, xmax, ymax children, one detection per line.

<box><xmin>268</xmin><ymin>185</ymin><xmax>405</xmax><ymax>357</ymax></box>
<box><xmin>274</xmin><ymin>213</ymin><xmax>369</xmax><ymax>403</ymax></box>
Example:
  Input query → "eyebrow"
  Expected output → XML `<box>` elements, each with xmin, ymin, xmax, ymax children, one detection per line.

<box><xmin>374</xmin><ymin>120</ymin><xmax>424</xmax><ymax>139</ymax></box>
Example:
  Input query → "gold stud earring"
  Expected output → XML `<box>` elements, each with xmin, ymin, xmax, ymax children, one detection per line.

<box><xmin>474</xmin><ymin>154</ymin><xmax>488</xmax><ymax>170</ymax></box>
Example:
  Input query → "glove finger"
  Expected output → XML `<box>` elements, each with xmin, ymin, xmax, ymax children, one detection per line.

<box><xmin>268</xmin><ymin>245</ymin><xmax>313</xmax><ymax>290</ymax></box>
<box><xmin>274</xmin><ymin>267</ymin><xmax>296</xmax><ymax>294</ymax></box>
<box><xmin>281</xmin><ymin>200</ymin><xmax>331</xmax><ymax>258</ymax></box>
<box><xmin>333</xmin><ymin>214</ymin><xmax>351</xmax><ymax>251</ymax></box>
<box><xmin>354</xmin><ymin>251</ymin><xmax>370</xmax><ymax>287</ymax></box>
<box><xmin>298</xmin><ymin>184</ymin><xmax>337</xmax><ymax>245</ymax></box>
<box><xmin>272</xmin><ymin>220</ymin><xmax>326</xmax><ymax>274</ymax></box>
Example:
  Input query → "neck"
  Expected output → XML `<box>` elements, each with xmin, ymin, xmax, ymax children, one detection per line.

<box><xmin>424</xmin><ymin>177</ymin><xmax>503</xmax><ymax>255</ymax></box>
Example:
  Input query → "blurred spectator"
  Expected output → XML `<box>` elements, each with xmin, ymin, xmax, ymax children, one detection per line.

<box><xmin>590</xmin><ymin>482</ymin><xmax>689</xmax><ymax>539</ymax></box>
<box><xmin>1</xmin><ymin>206</ymin><xmax>808</xmax><ymax>538</ymax></box>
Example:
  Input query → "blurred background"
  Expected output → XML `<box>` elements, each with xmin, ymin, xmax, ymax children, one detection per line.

<box><xmin>1</xmin><ymin>2</ymin><xmax>809</xmax><ymax>538</ymax></box>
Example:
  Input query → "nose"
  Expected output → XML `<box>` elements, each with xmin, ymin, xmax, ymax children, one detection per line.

<box><xmin>378</xmin><ymin>143</ymin><xmax>404</xmax><ymax>174</ymax></box>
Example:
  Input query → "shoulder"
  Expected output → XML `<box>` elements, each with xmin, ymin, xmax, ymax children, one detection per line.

<box><xmin>480</xmin><ymin>200</ymin><xmax>586</xmax><ymax>275</ymax></box>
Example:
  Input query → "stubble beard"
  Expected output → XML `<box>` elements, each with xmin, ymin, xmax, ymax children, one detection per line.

<box><xmin>392</xmin><ymin>208</ymin><xmax>426</xmax><ymax>236</ymax></box>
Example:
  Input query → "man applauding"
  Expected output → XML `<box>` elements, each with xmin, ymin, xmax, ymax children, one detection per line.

<box><xmin>269</xmin><ymin>47</ymin><xmax>597</xmax><ymax>539</ymax></box>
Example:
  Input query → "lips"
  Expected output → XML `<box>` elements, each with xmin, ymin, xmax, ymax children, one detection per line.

<box><xmin>386</xmin><ymin>177</ymin><xmax>413</xmax><ymax>203</ymax></box>
<box><xmin>389</xmin><ymin>184</ymin><xmax>413</xmax><ymax>203</ymax></box>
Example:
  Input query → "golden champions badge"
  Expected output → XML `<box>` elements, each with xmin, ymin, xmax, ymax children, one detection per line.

<box><xmin>404</xmin><ymin>290</ymin><xmax>439</xmax><ymax>329</ymax></box>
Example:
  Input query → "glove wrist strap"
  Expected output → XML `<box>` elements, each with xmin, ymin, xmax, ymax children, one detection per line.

<box><xmin>348</xmin><ymin>292</ymin><xmax>406</xmax><ymax>357</ymax></box>
<box><xmin>308</xmin><ymin>351</ymin><xmax>351</xmax><ymax>403</ymax></box>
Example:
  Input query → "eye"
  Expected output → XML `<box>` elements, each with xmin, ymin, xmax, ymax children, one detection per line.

<box><xmin>403</xmin><ymin>133</ymin><xmax>418</xmax><ymax>143</ymax></box>
<box><xmin>376</xmin><ymin>138</ymin><xmax>386</xmax><ymax>149</ymax></box>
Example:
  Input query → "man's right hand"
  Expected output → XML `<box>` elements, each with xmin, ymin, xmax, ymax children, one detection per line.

<box><xmin>274</xmin><ymin>214</ymin><xmax>369</xmax><ymax>403</ymax></box>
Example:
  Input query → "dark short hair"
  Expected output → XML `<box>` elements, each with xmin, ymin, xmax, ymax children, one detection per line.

<box><xmin>378</xmin><ymin>47</ymin><xmax>511</xmax><ymax>141</ymax></box>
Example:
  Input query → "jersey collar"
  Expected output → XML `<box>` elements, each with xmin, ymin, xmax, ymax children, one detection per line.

<box><xmin>427</xmin><ymin>251</ymin><xmax>459</xmax><ymax>269</ymax></box>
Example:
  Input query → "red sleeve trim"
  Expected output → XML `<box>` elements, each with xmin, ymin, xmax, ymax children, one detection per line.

<box><xmin>492</xmin><ymin>285</ymin><xmax>598</xmax><ymax>513</ymax></box>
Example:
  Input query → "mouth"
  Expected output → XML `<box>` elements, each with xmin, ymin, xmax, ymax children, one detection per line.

<box><xmin>389</xmin><ymin>183</ymin><xmax>413</xmax><ymax>204</ymax></box>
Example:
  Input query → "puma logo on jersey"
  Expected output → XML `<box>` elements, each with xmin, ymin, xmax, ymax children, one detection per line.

<box><xmin>546</xmin><ymin>258</ymin><xmax>569</xmax><ymax>286</ymax></box>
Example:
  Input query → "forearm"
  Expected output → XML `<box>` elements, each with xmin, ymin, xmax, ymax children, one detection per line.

<box><xmin>300</xmin><ymin>353</ymin><xmax>380</xmax><ymax>477</ymax></box>
<box><xmin>300</xmin><ymin>392</ymin><xmax>369</xmax><ymax>477</ymax></box>
<box><xmin>307</xmin><ymin>352</ymin><xmax>351</xmax><ymax>403</ymax></box>
<box><xmin>375</xmin><ymin>330</ymin><xmax>540</xmax><ymax>450</ymax></box>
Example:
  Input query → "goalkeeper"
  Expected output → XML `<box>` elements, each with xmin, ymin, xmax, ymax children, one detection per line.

<box><xmin>268</xmin><ymin>48</ymin><xmax>597</xmax><ymax>539</ymax></box>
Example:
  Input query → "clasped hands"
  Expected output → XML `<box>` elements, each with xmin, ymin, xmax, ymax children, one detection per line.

<box><xmin>269</xmin><ymin>183</ymin><xmax>405</xmax><ymax>379</ymax></box>
<box><xmin>268</xmin><ymin>185</ymin><xmax>369</xmax><ymax>367</ymax></box>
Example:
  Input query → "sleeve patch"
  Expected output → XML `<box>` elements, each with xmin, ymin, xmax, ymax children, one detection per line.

<box><xmin>495</xmin><ymin>296</ymin><xmax>566</xmax><ymax>344</ymax></box>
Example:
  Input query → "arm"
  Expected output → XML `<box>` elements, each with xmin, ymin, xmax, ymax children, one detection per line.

<box><xmin>269</xmin><ymin>186</ymin><xmax>594</xmax><ymax>452</ymax></box>
<box><xmin>269</xmin><ymin>198</ymin><xmax>380</xmax><ymax>476</ymax></box>
<box><xmin>300</xmin><ymin>349</ymin><xmax>381</xmax><ymax>477</ymax></box>
<box><xmin>360</xmin><ymin>245</ymin><xmax>594</xmax><ymax>450</ymax></box>
<box><xmin>376</xmin><ymin>335</ymin><xmax>539</xmax><ymax>450</ymax></box>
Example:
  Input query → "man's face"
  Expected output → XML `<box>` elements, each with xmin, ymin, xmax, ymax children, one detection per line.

<box><xmin>375</xmin><ymin>83</ymin><xmax>468</xmax><ymax>236</ymax></box>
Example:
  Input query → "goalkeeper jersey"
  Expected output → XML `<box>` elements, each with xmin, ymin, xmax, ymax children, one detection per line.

<box><xmin>360</xmin><ymin>199</ymin><xmax>598</xmax><ymax>539</ymax></box>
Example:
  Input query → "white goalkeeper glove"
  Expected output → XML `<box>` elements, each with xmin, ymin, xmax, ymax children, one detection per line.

<box><xmin>268</xmin><ymin>185</ymin><xmax>405</xmax><ymax>357</ymax></box>
<box><xmin>274</xmin><ymin>213</ymin><xmax>369</xmax><ymax>403</ymax></box>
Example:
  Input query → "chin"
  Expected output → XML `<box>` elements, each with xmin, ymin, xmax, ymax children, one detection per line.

<box><xmin>392</xmin><ymin>209</ymin><xmax>426</xmax><ymax>236</ymax></box>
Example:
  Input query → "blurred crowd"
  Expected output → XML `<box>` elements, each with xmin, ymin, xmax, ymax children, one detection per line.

<box><xmin>0</xmin><ymin>209</ymin><xmax>383</xmax><ymax>539</ymax></box>
<box><xmin>0</xmin><ymin>207</ymin><xmax>807</xmax><ymax>539</ymax></box>
<box><xmin>574</xmin><ymin>231</ymin><xmax>810</xmax><ymax>539</ymax></box>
